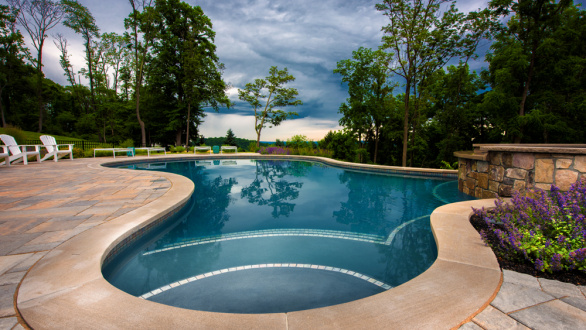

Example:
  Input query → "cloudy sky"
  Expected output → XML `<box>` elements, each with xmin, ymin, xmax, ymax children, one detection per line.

<box><xmin>10</xmin><ymin>0</ymin><xmax>573</xmax><ymax>141</ymax></box>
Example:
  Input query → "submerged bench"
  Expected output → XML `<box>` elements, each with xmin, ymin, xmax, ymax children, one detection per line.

<box><xmin>135</xmin><ymin>147</ymin><xmax>166</xmax><ymax>156</ymax></box>
<box><xmin>93</xmin><ymin>148</ymin><xmax>135</xmax><ymax>158</ymax></box>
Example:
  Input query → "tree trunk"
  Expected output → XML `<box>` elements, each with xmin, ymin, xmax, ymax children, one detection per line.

<box><xmin>402</xmin><ymin>81</ymin><xmax>411</xmax><ymax>167</ymax></box>
<box><xmin>0</xmin><ymin>88</ymin><xmax>6</xmax><ymax>128</ymax></box>
<box><xmin>517</xmin><ymin>42</ymin><xmax>538</xmax><ymax>144</ymax></box>
<box><xmin>175</xmin><ymin>129</ymin><xmax>182</xmax><ymax>147</ymax></box>
<box><xmin>36</xmin><ymin>40</ymin><xmax>44</xmax><ymax>132</ymax></box>
<box><xmin>36</xmin><ymin>73</ymin><xmax>43</xmax><ymax>132</ymax></box>
<box><xmin>85</xmin><ymin>35</ymin><xmax>97</xmax><ymax>114</ymax></box>
<box><xmin>373</xmin><ymin>126</ymin><xmax>379</xmax><ymax>164</ymax></box>
<box><xmin>185</xmin><ymin>102</ymin><xmax>191</xmax><ymax>148</ymax></box>
<box><xmin>136</xmin><ymin>94</ymin><xmax>146</xmax><ymax>147</ymax></box>
<box><xmin>256</xmin><ymin>130</ymin><xmax>262</xmax><ymax>149</ymax></box>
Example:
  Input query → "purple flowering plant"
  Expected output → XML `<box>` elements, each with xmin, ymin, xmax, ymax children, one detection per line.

<box><xmin>257</xmin><ymin>146</ymin><xmax>333</xmax><ymax>158</ymax></box>
<box><xmin>473</xmin><ymin>179</ymin><xmax>586</xmax><ymax>274</ymax></box>
<box><xmin>258</xmin><ymin>147</ymin><xmax>291</xmax><ymax>155</ymax></box>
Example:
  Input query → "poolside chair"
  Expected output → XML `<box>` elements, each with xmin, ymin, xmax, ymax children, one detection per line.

<box><xmin>0</xmin><ymin>145</ymin><xmax>9</xmax><ymax>166</ymax></box>
<box><xmin>40</xmin><ymin>135</ymin><xmax>74</xmax><ymax>162</ymax></box>
<box><xmin>213</xmin><ymin>145</ymin><xmax>220</xmax><ymax>154</ymax></box>
<box><xmin>0</xmin><ymin>134</ymin><xmax>41</xmax><ymax>165</ymax></box>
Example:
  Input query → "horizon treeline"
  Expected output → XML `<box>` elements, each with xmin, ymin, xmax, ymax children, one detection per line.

<box><xmin>1</xmin><ymin>0</ymin><xmax>585</xmax><ymax>168</ymax></box>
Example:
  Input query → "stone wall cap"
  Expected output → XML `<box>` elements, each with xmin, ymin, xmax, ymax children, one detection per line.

<box><xmin>473</xmin><ymin>144</ymin><xmax>586</xmax><ymax>155</ymax></box>
<box><xmin>454</xmin><ymin>150</ymin><xmax>488</xmax><ymax>161</ymax></box>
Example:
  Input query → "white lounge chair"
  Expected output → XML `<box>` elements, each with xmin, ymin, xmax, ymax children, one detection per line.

<box><xmin>40</xmin><ymin>135</ymin><xmax>74</xmax><ymax>162</ymax></box>
<box><xmin>0</xmin><ymin>134</ymin><xmax>41</xmax><ymax>165</ymax></box>
<box><xmin>0</xmin><ymin>145</ymin><xmax>9</xmax><ymax>166</ymax></box>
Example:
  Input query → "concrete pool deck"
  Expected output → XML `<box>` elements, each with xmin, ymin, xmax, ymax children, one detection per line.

<box><xmin>0</xmin><ymin>155</ymin><xmax>584</xmax><ymax>329</ymax></box>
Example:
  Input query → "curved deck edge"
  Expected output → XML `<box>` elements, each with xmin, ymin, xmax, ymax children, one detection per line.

<box><xmin>17</xmin><ymin>156</ymin><xmax>501</xmax><ymax>329</ymax></box>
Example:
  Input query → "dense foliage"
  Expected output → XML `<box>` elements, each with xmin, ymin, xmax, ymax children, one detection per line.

<box><xmin>1</xmin><ymin>0</ymin><xmax>229</xmax><ymax>148</ymax></box>
<box><xmin>473</xmin><ymin>180</ymin><xmax>586</xmax><ymax>274</ymax></box>
<box><xmin>329</xmin><ymin>0</ymin><xmax>585</xmax><ymax>167</ymax></box>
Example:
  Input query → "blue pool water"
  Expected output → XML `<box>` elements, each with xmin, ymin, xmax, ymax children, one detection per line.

<box><xmin>103</xmin><ymin>159</ymin><xmax>474</xmax><ymax>313</ymax></box>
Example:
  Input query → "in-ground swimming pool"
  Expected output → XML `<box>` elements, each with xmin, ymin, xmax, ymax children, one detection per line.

<box><xmin>103</xmin><ymin>159</ymin><xmax>474</xmax><ymax>313</ymax></box>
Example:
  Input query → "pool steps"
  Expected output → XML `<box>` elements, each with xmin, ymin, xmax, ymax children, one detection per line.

<box><xmin>140</xmin><ymin>263</ymin><xmax>393</xmax><ymax>300</ymax></box>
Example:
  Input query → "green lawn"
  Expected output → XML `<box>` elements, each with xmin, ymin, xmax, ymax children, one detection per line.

<box><xmin>0</xmin><ymin>128</ymin><xmax>84</xmax><ymax>141</ymax></box>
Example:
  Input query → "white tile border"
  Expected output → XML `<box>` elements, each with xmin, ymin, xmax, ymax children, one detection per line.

<box><xmin>140</xmin><ymin>263</ymin><xmax>393</xmax><ymax>300</ymax></box>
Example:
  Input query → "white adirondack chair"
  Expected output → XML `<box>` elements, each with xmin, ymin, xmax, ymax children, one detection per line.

<box><xmin>40</xmin><ymin>135</ymin><xmax>74</xmax><ymax>162</ymax></box>
<box><xmin>0</xmin><ymin>145</ymin><xmax>9</xmax><ymax>166</ymax></box>
<box><xmin>0</xmin><ymin>134</ymin><xmax>41</xmax><ymax>165</ymax></box>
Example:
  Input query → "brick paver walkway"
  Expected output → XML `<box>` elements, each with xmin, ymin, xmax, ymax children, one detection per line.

<box><xmin>0</xmin><ymin>158</ymin><xmax>171</xmax><ymax>329</ymax></box>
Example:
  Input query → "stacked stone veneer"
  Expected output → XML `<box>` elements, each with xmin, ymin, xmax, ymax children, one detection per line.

<box><xmin>456</xmin><ymin>147</ymin><xmax>586</xmax><ymax>198</ymax></box>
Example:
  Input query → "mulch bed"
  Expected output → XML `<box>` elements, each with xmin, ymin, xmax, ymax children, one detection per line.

<box><xmin>469</xmin><ymin>214</ymin><xmax>586</xmax><ymax>286</ymax></box>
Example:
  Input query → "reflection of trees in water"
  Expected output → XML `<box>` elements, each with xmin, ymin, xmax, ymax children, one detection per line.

<box><xmin>333</xmin><ymin>171</ymin><xmax>397</xmax><ymax>234</ymax></box>
<box><xmin>376</xmin><ymin>219</ymin><xmax>437</xmax><ymax>287</ymax></box>
<box><xmin>127</xmin><ymin>162</ymin><xmax>238</xmax><ymax>295</ymax></box>
<box><xmin>334</xmin><ymin>171</ymin><xmax>441</xmax><ymax>235</ymax></box>
<box><xmin>161</xmin><ymin>163</ymin><xmax>237</xmax><ymax>242</ymax></box>
<box><xmin>240</xmin><ymin>161</ymin><xmax>309</xmax><ymax>218</ymax></box>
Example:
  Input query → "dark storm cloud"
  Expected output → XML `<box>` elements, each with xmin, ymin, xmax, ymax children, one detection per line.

<box><xmin>195</xmin><ymin>0</ymin><xmax>388</xmax><ymax>120</ymax></box>
<box><xmin>28</xmin><ymin>0</ymin><xmax>537</xmax><ymax>139</ymax></box>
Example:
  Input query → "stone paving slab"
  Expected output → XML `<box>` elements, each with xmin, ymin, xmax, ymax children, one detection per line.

<box><xmin>459</xmin><ymin>322</ymin><xmax>484</xmax><ymax>330</ymax></box>
<box><xmin>491</xmin><ymin>282</ymin><xmax>556</xmax><ymax>314</ymax></box>
<box><xmin>0</xmin><ymin>284</ymin><xmax>17</xmax><ymax>318</ymax></box>
<box><xmin>539</xmin><ymin>277</ymin><xmax>585</xmax><ymax>298</ymax></box>
<box><xmin>509</xmin><ymin>299</ymin><xmax>586</xmax><ymax>330</ymax></box>
<box><xmin>502</xmin><ymin>269</ymin><xmax>542</xmax><ymax>289</ymax></box>
<box><xmin>562</xmin><ymin>296</ymin><xmax>586</xmax><ymax>312</ymax></box>
<box><xmin>460</xmin><ymin>269</ymin><xmax>586</xmax><ymax>329</ymax></box>
<box><xmin>0</xmin><ymin>317</ymin><xmax>17</xmax><ymax>329</ymax></box>
<box><xmin>0</xmin><ymin>157</ymin><xmax>173</xmax><ymax>328</ymax></box>
<box><xmin>472</xmin><ymin>305</ymin><xmax>530</xmax><ymax>329</ymax></box>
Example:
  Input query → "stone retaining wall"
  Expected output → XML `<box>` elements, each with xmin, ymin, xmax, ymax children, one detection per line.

<box><xmin>455</xmin><ymin>145</ymin><xmax>586</xmax><ymax>198</ymax></box>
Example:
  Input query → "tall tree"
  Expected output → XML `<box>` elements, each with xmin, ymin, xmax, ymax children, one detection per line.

<box><xmin>334</xmin><ymin>47</ymin><xmax>395</xmax><ymax>163</ymax></box>
<box><xmin>0</xmin><ymin>4</ymin><xmax>31</xmax><ymax>127</ymax></box>
<box><xmin>146</xmin><ymin>0</ymin><xmax>229</xmax><ymax>147</ymax></box>
<box><xmin>376</xmin><ymin>0</ymin><xmax>468</xmax><ymax>167</ymax></box>
<box><xmin>125</xmin><ymin>0</ymin><xmax>155</xmax><ymax>147</ymax></box>
<box><xmin>427</xmin><ymin>64</ymin><xmax>486</xmax><ymax>165</ymax></box>
<box><xmin>7</xmin><ymin>0</ymin><xmax>63</xmax><ymax>132</ymax></box>
<box><xmin>487</xmin><ymin>0</ymin><xmax>572</xmax><ymax>143</ymax></box>
<box><xmin>98</xmin><ymin>32</ymin><xmax>131</xmax><ymax>94</ymax></box>
<box><xmin>225</xmin><ymin>128</ymin><xmax>236</xmax><ymax>146</ymax></box>
<box><xmin>61</xmin><ymin>0</ymin><xmax>99</xmax><ymax>114</ymax></box>
<box><xmin>238</xmin><ymin>66</ymin><xmax>302</xmax><ymax>148</ymax></box>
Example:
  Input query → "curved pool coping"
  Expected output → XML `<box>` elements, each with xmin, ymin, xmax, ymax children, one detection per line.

<box><xmin>17</xmin><ymin>155</ymin><xmax>502</xmax><ymax>329</ymax></box>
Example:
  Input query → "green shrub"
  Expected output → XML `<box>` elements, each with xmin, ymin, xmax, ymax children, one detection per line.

<box><xmin>2</xmin><ymin>125</ymin><xmax>26</xmax><ymax>144</ymax></box>
<box><xmin>173</xmin><ymin>146</ymin><xmax>185</xmax><ymax>153</ymax></box>
<box><xmin>354</xmin><ymin>148</ymin><xmax>369</xmax><ymax>163</ymax></box>
<box><xmin>248</xmin><ymin>142</ymin><xmax>259</xmax><ymax>152</ymax></box>
<box><xmin>440</xmin><ymin>160</ymin><xmax>458</xmax><ymax>170</ymax></box>
<box><xmin>72</xmin><ymin>148</ymin><xmax>85</xmax><ymax>158</ymax></box>
<box><xmin>119</xmin><ymin>139</ymin><xmax>134</xmax><ymax>148</ymax></box>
